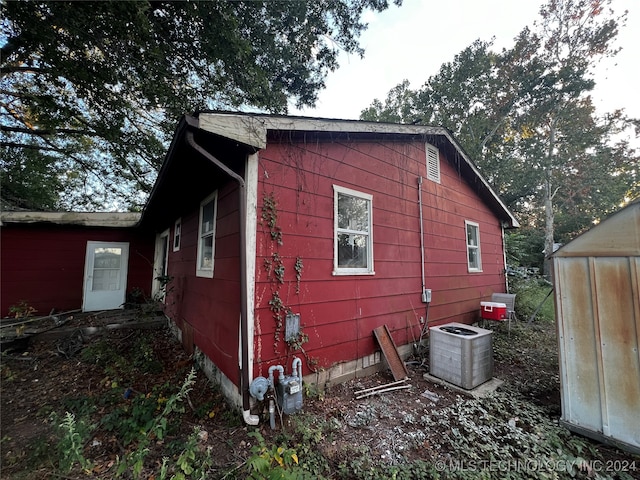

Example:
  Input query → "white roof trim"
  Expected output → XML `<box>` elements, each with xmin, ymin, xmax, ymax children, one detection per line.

<box><xmin>196</xmin><ymin>112</ymin><xmax>519</xmax><ymax>228</ymax></box>
<box><xmin>197</xmin><ymin>113</ymin><xmax>445</xmax><ymax>149</ymax></box>
<box><xmin>0</xmin><ymin>211</ymin><xmax>141</xmax><ymax>228</ymax></box>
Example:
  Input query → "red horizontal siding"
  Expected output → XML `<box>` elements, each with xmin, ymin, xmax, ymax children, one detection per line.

<box><xmin>1</xmin><ymin>225</ymin><xmax>154</xmax><ymax>317</ymax></box>
<box><xmin>163</xmin><ymin>183</ymin><xmax>242</xmax><ymax>385</ymax></box>
<box><xmin>254</xmin><ymin>138</ymin><xmax>506</xmax><ymax>376</ymax></box>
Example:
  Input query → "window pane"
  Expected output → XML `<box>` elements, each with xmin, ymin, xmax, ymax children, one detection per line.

<box><xmin>468</xmin><ymin>247</ymin><xmax>478</xmax><ymax>269</ymax></box>
<box><xmin>338</xmin><ymin>233</ymin><xmax>368</xmax><ymax>268</ymax></box>
<box><xmin>200</xmin><ymin>235</ymin><xmax>213</xmax><ymax>269</ymax></box>
<box><xmin>467</xmin><ymin>224</ymin><xmax>478</xmax><ymax>246</ymax></box>
<box><xmin>338</xmin><ymin>193</ymin><xmax>369</xmax><ymax>232</ymax></box>
<box><xmin>92</xmin><ymin>248</ymin><xmax>122</xmax><ymax>291</ymax></box>
<box><xmin>201</xmin><ymin>200</ymin><xmax>214</xmax><ymax>234</ymax></box>
<box><xmin>94</xmin><ymin>248</ymin><xmax>122</xmax><ymax>269</ymax></box>
<box><xmin>174</xmin><ymin>222</ymin><xmax>181</xmax><ymax>249</ymax></box>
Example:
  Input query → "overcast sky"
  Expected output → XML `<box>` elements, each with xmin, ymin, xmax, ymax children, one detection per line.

<box><xmin>294</xmin><ymin>0</ymin><xmax>639</xmax><ymax>124</ymax></box>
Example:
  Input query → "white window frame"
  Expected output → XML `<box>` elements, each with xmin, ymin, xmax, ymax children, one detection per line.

<box><xmin>333</xmin><ymin>185</ymin><xmax>374</xmax><ymax>276</ymax></box>
<box><xmin>173</xmin><ymin>218</ymin><xmax>181</xmax><ymax>252</ymax></box>
<box><xmin>196</xmin><ymin>192</ymin><xmax>217</xmax><ymax>278</ymax></box>
<box><xmin>426</xmin><ymin>143</ymin><xmax>441</xmax><ymax>183</ymax></box>
<box><xmin>465</xmin><ymin>220</ymin><xmax>482</xmax><ymax>272</ymax></box>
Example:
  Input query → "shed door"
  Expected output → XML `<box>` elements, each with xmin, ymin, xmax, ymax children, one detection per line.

<box><xmin>82</xmin><ymin>241</ymin><xmax>129</xmax><ymax>312</ymax></box>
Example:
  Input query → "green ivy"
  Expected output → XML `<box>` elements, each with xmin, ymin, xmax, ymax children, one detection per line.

<box><xmin>261</xmin><ymin>192</ymin><xmax>283</xmax><ymax>245</ymax></box>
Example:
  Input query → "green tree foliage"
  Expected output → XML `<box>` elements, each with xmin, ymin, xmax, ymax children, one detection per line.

<box><xmin>510</xmin><ymin>0</ymin><xmax>635</xmax><ymax>272</ymax></box>
<box><xmin>361</xmin><ymin>0</ymin><xmax>638</xmax><ymax>266</ymax></box>
<box><xmin>1</xmin><ymin>0</ymin><xmax>399</xmax><ymax>210</ymax></box>
<box><xmin>1</xmin><ymin>148</ymin><xmax>66</xmax><ymax>210</ymax></box>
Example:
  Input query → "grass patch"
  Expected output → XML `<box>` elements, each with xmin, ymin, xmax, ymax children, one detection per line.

<box><xmin>510</xmin><ymin>276</ymin><xmax>555</xmax><ymax>324</ymax></box>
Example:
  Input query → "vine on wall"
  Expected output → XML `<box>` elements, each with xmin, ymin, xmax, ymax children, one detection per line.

<box><xmin>261</xmin><ymin>192</ymin><xmax>283</xmax><ymax>245</ymax></box>
<box><xmin>294</xmin><ymin>256</ymin><xmax>303</xmax><ymax>294</ymax></box>
<box><xmin>261</xmin><ymin>191</ymin><xmax>318</xmax><ymax>371</ymax></box>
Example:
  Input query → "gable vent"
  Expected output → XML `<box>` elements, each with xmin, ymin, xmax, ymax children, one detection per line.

<box><xmin>426</xmin><ymin>144</ymin><xmax>440</xmax><ymax>183</ymax></box>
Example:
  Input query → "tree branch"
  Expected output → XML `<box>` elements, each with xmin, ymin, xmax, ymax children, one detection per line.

<box><xmin>1</xmin><ymin>125</ymin><xmax>98</xmax><ymax>136</ymax></box>
<box><xmin>1</xmin><ymin>141</ymin><xmax>65</xmax><ymax>152</ymax></box>
<box><xmin>0</xmin><ymin>65</ymin><xmax>48</xmax><ymax>76</ymax></box>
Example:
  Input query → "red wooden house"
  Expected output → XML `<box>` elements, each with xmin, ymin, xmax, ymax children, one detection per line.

<box><xmin>138</xmin><ymin>112</ymin><xmax>519</xmax><ymax>423</ymax></box>
<box><xmin>1</xmin><ymin>212</ymin><xmax>154</xmax><ymax>317</ymax></box>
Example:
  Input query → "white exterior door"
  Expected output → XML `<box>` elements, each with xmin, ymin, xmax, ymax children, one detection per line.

<box><xmin>82</xmin><ymin>241</ymin><xmax>130</xmax><ymax>312</ymax></box>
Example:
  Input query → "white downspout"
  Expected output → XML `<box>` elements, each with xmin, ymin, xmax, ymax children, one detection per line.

<box><xmin>185</xmin><ymin>131</ymin><xmax>259</xmax><ymax>425</ymax></box>
<box><xmin>243</xmin><ymin>152</ymin><xmax>260</xmax><ymax>425</ymax></box>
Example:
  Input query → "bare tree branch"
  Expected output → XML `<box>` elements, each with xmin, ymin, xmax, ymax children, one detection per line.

<box><xmin>1</xmin><ymin>141</ymin><xmax>66</xmax><ymax>152</ymax></box>
<box><xmin>1</xmin><ymin>125</ymin><xmax>98</xmax><ymax>136</ymax></box>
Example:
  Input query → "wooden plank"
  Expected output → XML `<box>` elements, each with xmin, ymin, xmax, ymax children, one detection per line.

<box><xmin>373</xmin><ymin>325</ymin><xmax>409</xmax><ymax>381</ymax></box>
<box><xmin>355</xmin><ymin>384</ymin><xmax>411</xmax><ymax>400</ymax></box>
<box><xmin>182</xmin><ymin>321</ymin><xmax>195</xmax><ymax>355</ymax></box>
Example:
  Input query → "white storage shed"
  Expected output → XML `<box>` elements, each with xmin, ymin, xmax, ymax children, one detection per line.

<box><xmin>551</xmin><ymin>200</ymin><xmax>640</xmax><ymax>454</ymax></box>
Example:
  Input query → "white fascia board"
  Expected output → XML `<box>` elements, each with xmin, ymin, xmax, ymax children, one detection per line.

<box><xmin>198</xmin><ymin>114</ymin><xmax>268</xmax><ymax>149</ymax></box>
<box><xmin>0</xmin><ymin>211</ymin><xmax>141</xmax><ymax>227</ymax></box>
<box><xmin>197</xmin><ymin>112</ymin><xmax>444</xmax><ymax>147</ymax></box>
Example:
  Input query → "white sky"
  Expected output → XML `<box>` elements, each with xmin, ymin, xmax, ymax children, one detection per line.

<box><xmin>294</xmin><ymin>0</ymin><xmax>639</xmax><ymax>125</ymax></box>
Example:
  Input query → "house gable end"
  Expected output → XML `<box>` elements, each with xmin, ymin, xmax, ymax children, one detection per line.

<box><xmin>195</xmin><ymin>112</ymin><xmax>518</xmax><ymax>229</ymax></box>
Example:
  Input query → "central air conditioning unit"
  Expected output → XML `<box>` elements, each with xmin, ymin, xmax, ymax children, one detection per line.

<box><xmin>429</xmin><ymin>322</ymin><xmax>493</xmax><ymax>389</ymax></box>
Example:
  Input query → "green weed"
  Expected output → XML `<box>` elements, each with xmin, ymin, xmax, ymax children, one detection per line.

<box><xmin>52</xmin><ymin>411</ymin><xmax>95</xmax><ymax>473</ymax></box>
<box><xmin>114</xmin><ymin>368</ymin><xmax>197</xmax><ymax>479</ymax></box>
<box><xmin>100</xmin><ymin>389</ymin><xmax>167</xmax><ymax>445</ymax></box>
<box><xmin>238</xmin><ymin>430</ymin><xmax>315</xmax><ymax>480</ymax></box>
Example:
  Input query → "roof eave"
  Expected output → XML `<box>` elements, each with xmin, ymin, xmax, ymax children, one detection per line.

<box><xmin>196</xmin><ymin>112</ymin><xmax>519</xmax><ymax>228</ymax></box>
<box><xmin>0</xmin><ymin>211</ymin><xmax>141</xmax><ymax>228</ymax></box>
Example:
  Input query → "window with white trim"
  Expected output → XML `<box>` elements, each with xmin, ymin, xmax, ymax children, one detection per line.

<box><xmin>173</xmin><ymin>218</ymin><xmax>181</xmax><ymax>252</ymax></box>
<box><xmin>465</xmin><ymin>221</ymin><xmax>482</xmax><ymax>272</ymax></box>
<box><xmin>196</xmin><ymin>192</ymin><xmax>217</xmax><ymax>278</ymax></box>
<box><xmin>333</xmin><ymin>185</ymin><xmax>374</xmax><ymax>275</ymax></box>
<box><xmin>426</xmin><ymin>143</ymin><xmax>440</xmax><ymax>183</ymax></box>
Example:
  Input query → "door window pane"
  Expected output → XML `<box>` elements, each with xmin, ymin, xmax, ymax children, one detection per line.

<box><xmin>92</xmin><ymin>248</ymin><xmax>122</xmax><ymax>291</ymax></box>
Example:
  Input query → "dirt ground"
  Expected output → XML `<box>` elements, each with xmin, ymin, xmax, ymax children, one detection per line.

<box><xmin>1</xmin><ymin>310</ymin><xmax>638</xmax><ymax>479</ymax></box>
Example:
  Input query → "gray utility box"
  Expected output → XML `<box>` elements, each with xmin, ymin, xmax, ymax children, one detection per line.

<box><xmin>276</xmin><ymin>374</ymin><xmax>303</xmax><ymax>414</ymax></box>
<box><xmin>429</xmin><ymin>322</ymin><xmax>493</xmax><ymax>389</ymax></box>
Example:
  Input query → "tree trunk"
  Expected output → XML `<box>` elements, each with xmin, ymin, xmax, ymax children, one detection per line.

<box><xmin>543</xmin><ymin>173</ymin><xmax>555</xmax><ymax>278</ymax></box>
<box><xmin>543</xmin><ymin>118</ymin><xmax>557</xmax><ymax>279</ymax></box>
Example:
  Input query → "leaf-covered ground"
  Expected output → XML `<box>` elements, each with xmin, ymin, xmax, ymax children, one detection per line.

<box><xmin>1</xmin><ymin>311</ymin><xmax>638</xmax><ymax>479</ymax></box>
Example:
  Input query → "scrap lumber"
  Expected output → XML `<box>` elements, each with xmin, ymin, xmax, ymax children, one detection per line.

<box><xmin>355</xmin><ymin>379</ymin><xmax>411</xmax><ymax>399</ymax></box>
<box><xmin>373</xmin><ymin>324</ymin><xmax>409</xmax><ymax>381</ymax></box>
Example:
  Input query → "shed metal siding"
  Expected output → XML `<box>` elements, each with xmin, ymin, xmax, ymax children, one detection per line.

<box><xmin>253</xmin><ymin>138</ymin><xmax>506</xmax><ymax>376</ymax></box>
<box><xmin>553</xmin><ymin>201</ymin><xmax>640</xmax><ymax>453</ymax></box>
<box><xmin>1</xmin><ymin>225</ymin><xmax>154</xmax><ymax>317</ymax></box>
